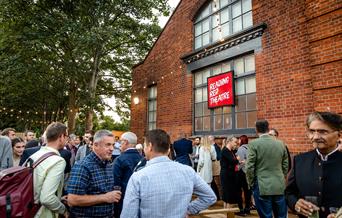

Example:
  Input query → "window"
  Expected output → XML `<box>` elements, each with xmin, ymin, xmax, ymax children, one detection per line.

<box><xmin>147</xmin><ymin>86</ymin><xmax>157</xmax><ymax>130</ymax></box>
<box><xmin>193</xmin><ymin>54</ymin><xmax>256</xmax><ymax>134</ymax></box>
<box><xmin>194</xmin><ymin>0</ymin><xmax>253</xmax><ymax>49</ymax></box>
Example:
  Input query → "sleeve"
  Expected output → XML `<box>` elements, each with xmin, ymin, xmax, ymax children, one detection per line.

<box><xmin>197</xmin><ymin>147</ymin><xmax>204</xmax><ymax>170</ymax></box>
<box><xmin>61</xmin><ymin>149</ymin><xmax>72</xmax><ymax>174</ymax></box>
<box><xmin>210</xmin><ymin>146</ymin><xmax>217</xmax><ymax>161</ymax></box>
<box><xmin>120</xmin><ymin>175</ymin><xmax>140</xmax><ymax>218</ymax></box>
<box><xmin>67</xmin><ymin>162</ymin><xmax>90</xmax><ymax>195</ymax></box>
<box><xmin>39</xmin><ymin>158</ymin><xmax>66</xmax><ymax>214</ymax></box>
<box><xmin>282</xmin><ymin>144</ymin><xmax>289</xmax><ymax>176</ymax></box>
<box><xmin>285</xmin><ymin>145</ymin><xmax>292</xmax><ymax>172</ymax></box>
<box><xmin>75</xmin><ymin>146</ymin><xmax>82</xmax><ymax>162</ymax></box>
<box><xmin>187</xmin><ymin>141</ymin><xmax>193</xmax><ymax>155</ymax></box>
<box><xmin>246</xmin><ymin>143</ymin><xmax>256</xmax><ymax>189</ymax></box>
<box><xmin>285</xmin><ymin>156</ymin><xmax>299</xmax><ymax>211</ymax></box>
<box><xmin>187</xmin><ymin>172</ymin><xmax>217</xmax><ymax>214</ymax></box>
<box><xmin>113</xmin><ymin>158</ymin><xmax>123</xmax><ymax>187</ymax></box>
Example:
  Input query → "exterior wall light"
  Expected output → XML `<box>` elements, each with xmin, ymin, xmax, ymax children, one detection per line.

<box><xmin>133</xmin><ymin>97</ymin><xmax>140</xmax><ymax>105</ymax></box>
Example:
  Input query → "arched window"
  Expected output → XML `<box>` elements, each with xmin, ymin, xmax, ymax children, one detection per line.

<box><xmin>194</xmin><ymin>0</ymin><xmax>253</xmax><ymax>50</ymax></box>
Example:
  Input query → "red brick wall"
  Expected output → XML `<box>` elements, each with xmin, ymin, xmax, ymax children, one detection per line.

<box><xmin>131</xmin><ymin>0</ymin><xmax>197</xmax><ymax>143</ymax></box>
<box><xmin>131</xmin><ymin>0</ymin><xmax>342</xmax><ymax>153</ymax></box>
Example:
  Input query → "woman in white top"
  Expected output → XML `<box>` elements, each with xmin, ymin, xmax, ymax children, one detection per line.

<box><xmin>197</xmin><ymin>136</ymin><xmax>217</xmax><ymax>184</ymax></box>
<box><xmin>11</xmin><ymin>137</ymin><xmax>25</xmax><ymax>166</ymax></box>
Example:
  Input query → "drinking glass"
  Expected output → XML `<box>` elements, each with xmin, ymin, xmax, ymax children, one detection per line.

<box><xmin>305</xmin><ymin>196</ymin><xmax>319</xmax><ymax>218</ymax></box>
<box><xmin>113</xmin><ymin>186</ymin><xmax>121</xmax><ymax>192</ymax></box>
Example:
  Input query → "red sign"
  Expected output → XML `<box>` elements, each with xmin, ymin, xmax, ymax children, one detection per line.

<box><xmin>207</xmin><ymin>71</ymin><xmax>234</xmax><ymax>108</ymax></box>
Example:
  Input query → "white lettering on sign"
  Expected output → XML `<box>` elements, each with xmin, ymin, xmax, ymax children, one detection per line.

<box><xmin>209</xmin><ymin>77</ymin><xmax>229</xmax><ymax>90</ymax></box>
<box><xmin>209</xmin><ymin>91</ymin><xmax>230</xmax><ymax>105</ymax></box>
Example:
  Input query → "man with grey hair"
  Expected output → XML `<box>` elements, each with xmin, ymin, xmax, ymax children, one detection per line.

<box><xmin>113</xmin><ymin>131</ymin><xmax>143</xmax><ymax>218</ymax></box>
<box><xmin>286</xmin><ymin>111</ymin><xmax>342</xmax><ymax>218</ymax></box>
<box><xmin>67</xmin><ymin>130</ymin><xmax>121</xmax><ymax>217</ymax></box>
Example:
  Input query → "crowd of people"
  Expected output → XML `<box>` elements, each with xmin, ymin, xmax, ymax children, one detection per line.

<box><xmin>0</xmin><ymin>111</ymin><xmax>341</xmax><ymax>218</ymax></box>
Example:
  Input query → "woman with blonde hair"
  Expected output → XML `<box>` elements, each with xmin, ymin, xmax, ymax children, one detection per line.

<box><xmin>197</xmin><ymin>136</ymin><xmax>216</xmax><ymax>184</ymax></box>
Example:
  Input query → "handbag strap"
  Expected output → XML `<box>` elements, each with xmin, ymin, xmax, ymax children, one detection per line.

<box><xmin>32</xmin><ymin>152</ymin><xmax>57</xmax><ymax>168</ymax></box>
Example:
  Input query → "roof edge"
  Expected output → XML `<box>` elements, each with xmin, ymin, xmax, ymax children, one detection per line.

<box><xmin>132</xmin><ymin>0</ymin><xmax>183</xmax><ymax>69</ymax></box>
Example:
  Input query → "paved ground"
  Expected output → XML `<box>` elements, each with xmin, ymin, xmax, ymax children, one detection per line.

<box><xmin>191</xmin><ymin>200</ymin><xmax>297</xmax><ymax>218</ymax></box>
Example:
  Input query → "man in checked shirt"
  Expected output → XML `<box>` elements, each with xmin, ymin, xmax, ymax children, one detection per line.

<box><xmin>67</xmin><ymin>130</ymin><xmax>121</xmax><ymax>218</ymax></box>
<box><xmin>121</xmin><ymin>129</ymin><xmax>216</xmax><ymax>218</ymax></box>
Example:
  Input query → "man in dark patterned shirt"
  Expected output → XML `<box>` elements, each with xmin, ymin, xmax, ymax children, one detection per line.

<box><xmin>67</xmin><ymin>130</ymin><xmax>121</xmax><ymax>218</ymax></box>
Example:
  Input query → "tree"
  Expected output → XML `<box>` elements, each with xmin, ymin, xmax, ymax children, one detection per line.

<box><xmin>0</xmin><ymin>0</ymin><xmax>169</xmax><ymax>132</ymax></box>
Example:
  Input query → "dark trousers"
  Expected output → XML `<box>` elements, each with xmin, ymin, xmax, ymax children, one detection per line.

<box><xmin>252</xmin><ymin>180</ymin><xmax>287</xmax><ymax>218</ymax></box>
<box><xmin>211</xmin><ymin>177</ymin><xmax>220</xmax><ymax>200</ymax></box>
<box><xmin>238</xmin><ymin>170</ymin><xmax>252</xmax><ymax>210</ymax></box>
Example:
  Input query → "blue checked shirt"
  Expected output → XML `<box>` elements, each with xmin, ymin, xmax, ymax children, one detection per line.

<box><xmin>67</xmin><ymin>152</ymin><xmax>115</xmax><ymax>218</ymax></box>
<box><xmin>121</xmin><ymin>156</ymin><xmax>216</xmax><ymax>218</ymax></box>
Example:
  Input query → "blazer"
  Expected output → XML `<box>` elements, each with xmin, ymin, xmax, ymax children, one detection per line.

<box><xmin>173</xmin><ymin>138</ymin><xmax>193</xmax><ymax>166</ymax></box>
<box><xmin>285</xmin><ymin>150</ymin><xmax>342</xmax><ymax>218</ymax></box>
<box><xmin>30</xmin><ymin>146</ymin><xmax>66</xmax><ymax>218</ymax></box>
<box><xmin>20</xmin><ymin>146</ymin><xmax>71</xmax><ymax>174</ymax></box>
<box><xmin>246</xmin><ymin>134</ymin><xmax>288</xmax><ymax>195</ymax></box>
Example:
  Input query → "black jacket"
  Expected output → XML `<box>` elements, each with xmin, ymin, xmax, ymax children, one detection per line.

<box><xmin>285</xmin><ymin>150</ymin><xmax>342</xmax><ymax>217</ymax></box>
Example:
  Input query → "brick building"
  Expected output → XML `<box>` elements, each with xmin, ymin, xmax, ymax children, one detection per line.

<box><xmin>130</xmin><ymin>0</ymin><xmax>342</xmax><ymax>153</ymax></box>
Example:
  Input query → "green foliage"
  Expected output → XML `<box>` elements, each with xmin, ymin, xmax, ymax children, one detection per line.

<box><xmin>0</xmin><ymin>0</ymin><xmax>169</xmax><ymax>131</ymax></box>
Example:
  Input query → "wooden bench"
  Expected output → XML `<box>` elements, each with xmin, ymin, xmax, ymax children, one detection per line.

<box><xmin>196</xmin><ymin>207</ymin><xmax>240</xmax><ymax>218</ymax></box>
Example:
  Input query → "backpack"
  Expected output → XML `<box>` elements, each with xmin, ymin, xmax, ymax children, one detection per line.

<box><xmin>0</xmin><ymin>152</ymin><xmax>56</xmax><ymax>218</ymax></box>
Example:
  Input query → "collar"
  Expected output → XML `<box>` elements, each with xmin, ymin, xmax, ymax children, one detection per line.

<box><xmin>259</xmin><ymin>133</ymin><xmax>271</xmax><ymax>137</ymax></box>
<box><xmin>146</xmin><ymin>156</ymin><xmax>170</xmax><ymax>166</ymax></box>
<box><xmin>43</xmin><ymin>146</ymin><xmax>61</xmax><ymax>155</ymax></box>
<box><xmin>316</xmin><ymin>147</ymin><xmax>338</xmax><ymax>161</ymax></box>
<box><xmin>90</xmin><ymin>151</ymin><xmax>110</xmax><ymax>167</ymax></box>
<box><xmin>125</xmin><ymin>148</ymin><xmax>137</xmax><ymax>152</ymax></box>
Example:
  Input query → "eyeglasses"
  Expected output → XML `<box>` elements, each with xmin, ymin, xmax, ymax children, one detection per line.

<box><xmin>306</xmin><ymin>129</ymin><xmax>336</xmax><ymax>137</ymax></box>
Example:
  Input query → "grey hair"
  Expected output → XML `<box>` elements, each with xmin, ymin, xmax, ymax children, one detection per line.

<box><xmin>69</xmin><ymin>133</ymin><xmax>77</xmax><ymax>140</ymax></box>
<box><xmin>93</xmin><ymin>130</ymin><xmax>113</xmax><ymax>143</ymax></box>
<box><xmin>121</xmin><ymin>131</ymin><xmax>138</xmax><ymax>145</ymax></box>
<box><xmin>306</xmin><ymin>111</ymin><xmax>342</xmax><ymax>131</ymax></box>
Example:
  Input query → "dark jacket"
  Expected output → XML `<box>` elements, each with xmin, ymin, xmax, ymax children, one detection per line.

<box><xmin>285</xmin><ymin>150</ymin><xmax>342</xmax><ymax>218</ymax></box>
<box><xmin>20</xmin><ymin>146</ymin><xmax>71</xmax><ymax>174</ymax></box>
<box><xmin>113</xmin><ymin>149</ymin><xmax>142</xmax><ymax>216</ymax></box>
<box><xmin>173</xmin><ymin>138</ymin><xmax>193</xmax><ymax>166</ymax></box>
<box><xmin>113</xmin><ymin>149</ymin><xmax>142</xmax><ymax>194</ymax></box>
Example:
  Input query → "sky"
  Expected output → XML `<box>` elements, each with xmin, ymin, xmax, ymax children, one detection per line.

<box><xmin>104</xmin><ymin>0</ymin><xmax>181</xmax><ymax>122</ymax></box>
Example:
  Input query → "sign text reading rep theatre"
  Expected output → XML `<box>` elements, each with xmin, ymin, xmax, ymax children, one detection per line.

<box><xmin>207</xmin><ymin>72</ymin><xmax>234</xmax><ymax>108</ymax></box>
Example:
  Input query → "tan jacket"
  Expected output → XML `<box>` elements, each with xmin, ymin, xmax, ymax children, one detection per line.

<box><xmin>30</xmin><ymin>146</ymin><xmax>66</xmax><ymax>218</ymax></box>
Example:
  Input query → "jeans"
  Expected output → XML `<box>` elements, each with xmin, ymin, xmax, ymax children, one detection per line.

<box><xmin>253</xmin><ymin>180</ymin><xmax>287</xmax><ymax>218</ymax></box>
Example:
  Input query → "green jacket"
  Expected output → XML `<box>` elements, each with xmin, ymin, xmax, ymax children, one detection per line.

<box><xmin>246</xmin><ymin>134</ymin><xmax>288</xmax><ymax>195</ymax></box>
